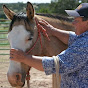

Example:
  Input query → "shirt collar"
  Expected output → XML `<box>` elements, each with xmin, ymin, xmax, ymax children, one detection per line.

<box><xmin>77</xmin><ymin>30</ymin><xmax>88</xmax><ymax>37</ymax></box>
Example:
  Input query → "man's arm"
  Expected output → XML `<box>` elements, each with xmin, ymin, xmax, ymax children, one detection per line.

<box><xmin>51</xmin><ymin>28</ymin><xmax>70</xmax><ymax>44</ymax></box>
<box><xmin>10</xmin><ymin>49</ymin><xmax>53</xmax><ymax>71</ymax></box>
<box><xmin>24</xmin><ymin>55</ymin><xmax>44</xmax><ymax>71</ymax></box>
<box><xmin>37</xmin><ymin>19</ymin><xmax>70</xmax><ymax>45</ymax></box>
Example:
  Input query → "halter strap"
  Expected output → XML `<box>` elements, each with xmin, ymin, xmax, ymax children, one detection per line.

<box><xmin>26</xmin><ymin>18</ymin><xmax>50</xmax><ymax>54</ymax></box>
<box><xmin>26</xmin><ymin>29</ymin><xmax>42</xmax><ymax>54</ymax></box>
<box><xmin>26</xmin><ymin>18</ymin><xmax>50</xmax><ymax>88</ymax></box>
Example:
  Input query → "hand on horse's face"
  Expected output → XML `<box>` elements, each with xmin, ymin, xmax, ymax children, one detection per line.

<box><xmin>10</xmin><ymin>49</ymin><xmax>27</xmax><ymax>63</ymax></box>
<box><xmin>35</xmin><ymin>17</ymin><xmax>54</xmax><ymax>36</ymax></box>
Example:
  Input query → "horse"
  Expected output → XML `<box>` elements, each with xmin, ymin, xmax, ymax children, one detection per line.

<box><xmin>3</xmin><ymin>2</ymin><xmax>74</xmax><ymax>88</ymax></box>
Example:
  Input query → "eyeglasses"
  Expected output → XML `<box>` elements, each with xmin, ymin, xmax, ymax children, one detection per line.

<box><xmin>72</xmin><ymin>20</ymin><xmax>79</xmax><ymax>24</ymax></box>
<box><xmin>72</xmin><ymin>20</ymin><xmax>80</xmax><ymax>24</ymax></box>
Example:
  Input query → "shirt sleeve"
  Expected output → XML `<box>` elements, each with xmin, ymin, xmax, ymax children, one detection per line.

<box><xmin>42</xmin><ymin>56</ymin><xmax>55</xmax><ymax>75</ymax></box>
<box><xmin>68</xmin><ymin>31</ymin><xmax>77</xmax><ymax>46</ymax></box>
<box><xmin>42</xmin><ymin>38</ymin><xmax>88</xmax><ymax>75</ymax></box>
<box><xmin>58</xmin><ymin>43</ymin><xmax>88</xmax><ymax>74</ymax></box>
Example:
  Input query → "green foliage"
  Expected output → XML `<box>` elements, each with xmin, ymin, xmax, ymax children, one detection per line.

<box><xmin>0</xmin><ymin>3</ymin><xmax>51</xmax><ymax>19</ymax></box>
<box><xmin>81</xmin><ymin>0</ymin><xmax>88</xmax><ymax>3</ymax></box>
<box><xmin>50</xmin><ymin>0</ymin><xmax>79</xmax><ymax>15</ymax></box>
<box><xmin>0</xmin><ymin>3</ymin><xmax>26</xmax><ymax>19</ymax></box>
<box><xmin>0</xmin><ymin>1</ymin><xmax>84</xmax><ymax>18</ymax></box>
<box><xmin>36</xmin><ymin>7</ymin><xmax>51</xmax><ymax>13</ymax></box>
<box><xmin>35</xmin><ymin>3</ymin><xmax>51</xmax><ymax>13</ymax></box>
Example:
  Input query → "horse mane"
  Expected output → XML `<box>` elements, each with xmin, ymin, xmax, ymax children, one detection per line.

<box><xmin>9</xmin><ymin>12</ymin><xmax>30</xmax><ymax>32</ymax></box>
<box><xmin>9</xmin><ymin>13</ymin><xmax>74</xmax><ymax>32</ymax></box>
<box><xmin>36</xmin><ymin>13</ymin><xmax>73</xmax><ymax>22</ymax></box>
<box><xmin>36</xmin><ymin>13</ymin><xmax>74</xmax><ymax>31</ymax></box>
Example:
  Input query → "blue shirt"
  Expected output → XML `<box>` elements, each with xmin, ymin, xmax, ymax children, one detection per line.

<box><xmin>42</xmin><ymin>31</ymin><xmax>88</xmax><ymax>88</ymax></box>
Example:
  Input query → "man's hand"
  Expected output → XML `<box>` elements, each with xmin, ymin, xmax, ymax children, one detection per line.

<box><xmin>10</xmin><ymin>49</ymin><xmax>27</xmax><ymax>63</ymax></box>
<box><xmin>35</xmin><ymin>17</ymin><xmax>55</xmax><ymax>36</ymax></box>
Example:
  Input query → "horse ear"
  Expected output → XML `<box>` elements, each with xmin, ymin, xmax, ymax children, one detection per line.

<box><xmin>3</xmin><ymin>5</ymin><xmax>16</xmax><ymax>20</ymax></box>
<box><xmin>26</xmin><ymin>2</ymin><xmax>34</xmax><ymax>20</ymax></box>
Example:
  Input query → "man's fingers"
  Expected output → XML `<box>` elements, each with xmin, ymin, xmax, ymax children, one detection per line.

<box><xmin>41</xmin><ymin>19</ymin><xmax>49</xmax><ymax>25</ymax></box>
<box><xmin>37</xmin><ymin>24</ymin><xmax>46</xmax><ymax>31</ymax></box>
<box><xmin>35</xmin><ymin>16</ymin><xmax>49</xmax><ymax>25</ymax></box>
<box><xmin>38</xmin><ymin>21</ymin><xmax>48</xmax><ymax>27</ymax></box>
<box><xmin>35</xmin><ymin>17</ymin><xmax>38</xmax><ymax>25</ymax></box>
<box><xmin>35</xmin><ymin>16</ymin><xmax>42</xmax><ymax>25</ymax></box>
<box><xmin>10</xmin><ymin>48</ymin><xmax>19</xmax><ymax>52</ymax></box>
<box><xmin>10</xmin><ymin>49</ymin><xmax>22</xmax><ymax>53</ymax></box>
<box><xmin>10</xmin><ymin>53</ymin><xmax>13</xmax><ymax>59</ymax></box>
<box><xmin>10</xmin><ymin>49</ymin><xmax>18</xmax><ymax>57</ymax></box>
<box><xmin>10</xmin><ymin>56</ymin><xmax>13</xmax><ymax>59</ymax></box>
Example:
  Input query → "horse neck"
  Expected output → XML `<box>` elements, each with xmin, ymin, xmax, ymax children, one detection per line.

<box><xmin>37</xmin><ymin>15</ymin><xmax>74</xmax><ymax>31</ymax></box>
<box><xmin>28</xmin><ymin>15</ymin><xmax>72</xmax><ymax>56</ymax></box>
<box><xmin>29</xmin><ymin>31</ymin><xmax>67</xmax><ymax>56</ymax></box>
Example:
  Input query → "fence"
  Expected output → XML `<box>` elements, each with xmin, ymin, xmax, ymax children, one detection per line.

<box><xmin>0</xmin><ymin>19</ymin><xmax>10</xmax><ymax>55</ymax></box>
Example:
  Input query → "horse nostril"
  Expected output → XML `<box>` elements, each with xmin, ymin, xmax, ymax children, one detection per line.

<box><xmin>7</xmin><ymin>73</ymin><xmax>24</xmax><ymax>87</ymax></box>
<box><xmin>16</xmin><ymin>73</ymin><xmax>21</xmax><ymax>81</ymax></box>
<box><xmin>16</xmin><ymin>75</ymin><xmax>19</xmax><ymax>80</ymax></box>
<box><xmin>15</xmin><ymin>73</ymin><xmax>24</xmax><ymax>87</ymax></box>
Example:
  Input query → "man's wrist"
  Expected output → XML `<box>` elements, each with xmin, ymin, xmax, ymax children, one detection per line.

<box><xmin>22</xmin><ymin>55</ymin><xmax>32</xmax><ymax>64</ymax></box>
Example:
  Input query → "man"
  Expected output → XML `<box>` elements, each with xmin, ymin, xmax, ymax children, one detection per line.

<box><xmin>10</xmin><ymin>3</ymin><xmax>88</xmax><ymax>88</ymax></box>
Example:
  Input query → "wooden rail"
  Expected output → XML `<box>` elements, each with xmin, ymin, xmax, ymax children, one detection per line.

<box><xmin>0</xmin><ymin>19</ymin><xmax>10</xmax><ymax>55</ymax></box>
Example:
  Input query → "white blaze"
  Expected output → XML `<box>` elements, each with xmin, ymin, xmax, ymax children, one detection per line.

<box><xmin>8</xmin><ymin>25</ymin><xmax>32</xmax><ymax>74</ymax></box>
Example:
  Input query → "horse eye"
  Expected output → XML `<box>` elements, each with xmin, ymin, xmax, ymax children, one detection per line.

<box><xmin>28</xmin><ymin>37</ymin><xmax>33</xmax><ymax>40</ymax></box>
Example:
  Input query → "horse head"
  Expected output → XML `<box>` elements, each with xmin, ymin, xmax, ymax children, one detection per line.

<box><xmin>3</xmin><ymin>2</ymin><xmax>37</xmax><ymax>87</ymax></box>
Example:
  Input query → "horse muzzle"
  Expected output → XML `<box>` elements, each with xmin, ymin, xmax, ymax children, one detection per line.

<box><xmin>7</xmin><ymin>73</ymin><xmax>25</xmax><ymax>87</ymax></box>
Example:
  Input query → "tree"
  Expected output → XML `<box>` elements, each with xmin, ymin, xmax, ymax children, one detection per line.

<box><xmin>50</xmin><ymin>0</ymin><xmax>79</xmax><ymax>15</ymax></box>
<box><xmin>81</xmin><ymin>0</ymin><xmax>88</xmax><ymax>3</ymax></box>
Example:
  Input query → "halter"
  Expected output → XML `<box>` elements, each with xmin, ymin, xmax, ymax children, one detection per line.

<box><xmin>26</xmin><ymin>18</ymin><xmax>50</xmax><ymax>88</ymax></box>
<box><xmin>26</xmin><ymin>18</ymin><xmax>50</xmax><ymax>54</ymax></box>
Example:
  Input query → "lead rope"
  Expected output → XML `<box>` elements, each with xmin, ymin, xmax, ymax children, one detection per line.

<box><xmin>25</xmin><ymin>29</ymin><xmax>41</xmax><ymax>88</ymax></box>
<box><xmin>25</xmin><ymin>29</ymin><xmax>40</xmax><ymax>88</ymax></box>
<box><xmin>53</xmin><ymin>56</ymin><xmax>60</xmax><ymax>88</ymax></box>
<box><xmin>26</xmin><ymin>68</ymin><xmax>30</xmax><ymax>88</ymax></box>
<box><xmin>26</xmin><ymin>18</ymin><xmax>50</xmax><ymax>88</ymax></box>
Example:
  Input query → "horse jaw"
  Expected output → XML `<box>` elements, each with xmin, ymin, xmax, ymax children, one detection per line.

<box><xmin>7</xmin><ymin>25</ymin><xmax>32</xmax><ymax>87</ymax></box>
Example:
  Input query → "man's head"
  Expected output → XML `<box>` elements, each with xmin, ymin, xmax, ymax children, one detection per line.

<box><xmin>65</xmin><ymin>3</ymin><xmax>88</xmax><ymax>35</ymax></box>
<box><xmin>65</xmin><ymin>3</ymin><xmax>88</xmax><ymax>18</ymax></box>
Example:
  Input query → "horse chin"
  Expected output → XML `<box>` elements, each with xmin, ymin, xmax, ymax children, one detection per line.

<box><xmin>7</xmin><ymin>72</ymin><xmax>26</xmax><ymax>87</ymax></box>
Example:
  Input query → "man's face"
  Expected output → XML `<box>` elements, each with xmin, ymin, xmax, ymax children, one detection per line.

<box><xmin>72</xmin><ymin>17</ymin><xmax>88</xmax><ymax>35</ymax></box>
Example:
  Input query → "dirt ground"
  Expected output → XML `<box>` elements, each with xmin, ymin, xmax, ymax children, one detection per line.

<box><xmin>0</xmin><ymin>55</ymin><xmax>52</xmax><ymax>88</ymax></box>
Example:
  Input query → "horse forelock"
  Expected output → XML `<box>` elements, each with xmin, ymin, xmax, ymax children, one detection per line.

<box><xmin>9</xmin><ymin>12</ymin><xmax>34</xmax><ymax>32</ymax></box>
